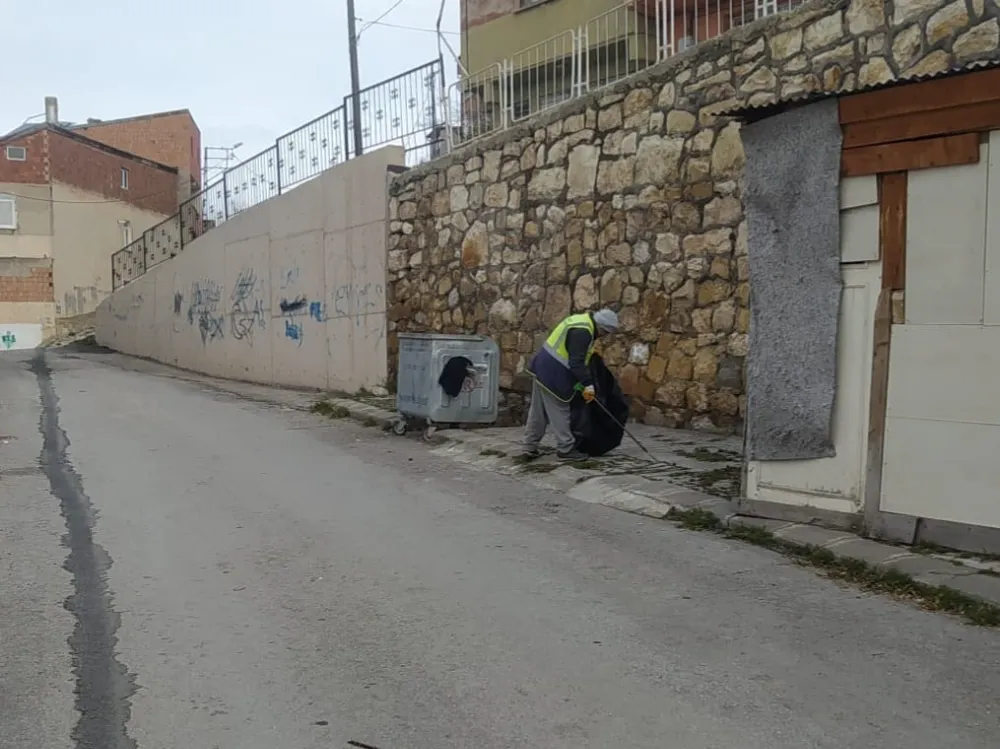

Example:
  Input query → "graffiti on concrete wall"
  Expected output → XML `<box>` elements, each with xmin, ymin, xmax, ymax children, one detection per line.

<box><xmin>0</xmin><ymin>324</ymin><xmax>43</xmax><ymax>351</ymax></box>
<box><xmin>230</xmin><ymin>267</ymin><xmax>267</xmax><ymax>345</ymax></box>
<box><xmin>110</xmin><ymin>292</ymin><xmax>145</xmax><ymax>322</ymax></box>
<box><xmin>277</xmin><ymin>293</ymin><xmax>326</xmax><ymax>347</ymax></box>
<box><xmin>276</xmin><ymin>259</ymin><xmax>327</xmax><ymax>349</ymax></box>
<box><xmin>187</xmin><ymin>280</ymin><xmax>224</xmax><ymax>344</ymax></box>
<box><xmin>331</xmin><ymin>282</ymin><xmax>385</xmax><ymax>340</ymax></box>
<box><xmin>62</xmin><ymin>286</ymin><xmax>102</xmax><ymax>317</ymax></box>
<box><xmin>278</xmin><ymin>265</ymin><xmax>300</xmax><ymax>290</ymax></box>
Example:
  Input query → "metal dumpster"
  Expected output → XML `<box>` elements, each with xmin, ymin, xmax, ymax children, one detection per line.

<box><xmin>394</xmin><ymin>333</ymin><xmax>500</xmax><ymax>436</ymax></box>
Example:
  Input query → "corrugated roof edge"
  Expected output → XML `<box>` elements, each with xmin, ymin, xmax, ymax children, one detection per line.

<box><xmin>721</xmin><ymin>58</ymin><xmax>1000</xmax><ymax>122</ymax></box>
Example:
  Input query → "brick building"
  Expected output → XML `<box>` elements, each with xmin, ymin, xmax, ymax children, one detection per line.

<box><xmin>0</xmin><ymin>102</ymin><xmax>183</xmax><ymax>342</ymax></box>
<box><xmin>73</xmin><ymin>108</ymin><xmax>201</xmax><ymax>197</ymax></box>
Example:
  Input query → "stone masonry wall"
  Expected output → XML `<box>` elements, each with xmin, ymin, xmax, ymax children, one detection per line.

<box><xmin>388</xmin><ymin>0</ymin><xmax>1000</xmax><ymax>430</ymax></box>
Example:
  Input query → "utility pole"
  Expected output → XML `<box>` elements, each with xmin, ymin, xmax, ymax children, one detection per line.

<box><xmin>346</xmin><ymin>0</ymin><xmax>364</xmax><ymax>157</ymax></box>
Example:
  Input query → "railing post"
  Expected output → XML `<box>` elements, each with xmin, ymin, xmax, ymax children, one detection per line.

<box><xmin>501</xmin><ymin>60</ymin><xmax>510</xmax><ymax>129</ymax></box>
<box><xmin>274</xmin><ymin>142</ymin><xmax>283</xmax><ymax>195</ymax></box>
<box><xmin>343</xmin><ymin>96</ymin><xmax>353</xmax><ymax>162</ymax></box>
<box><xmin>222</xmin><ymin>171</ymin><xmax>230</xmax><ymax>220</ymax></box>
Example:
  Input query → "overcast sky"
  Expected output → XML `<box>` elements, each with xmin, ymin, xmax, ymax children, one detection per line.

<box><xmin>6</xmin><ymin>0</ymin><xmax>461</xmax><ymax>161</ymax></box>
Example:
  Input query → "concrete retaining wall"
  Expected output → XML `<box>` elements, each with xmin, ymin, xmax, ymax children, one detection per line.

<box><xmin>96</xmin><ymin>146</ymin><xmax>403</xmax><ymax>392</ymax></box>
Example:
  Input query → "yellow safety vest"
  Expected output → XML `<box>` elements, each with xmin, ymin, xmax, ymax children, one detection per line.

<box><xmin>543</xmin><ymin>313</ymin><xmax>596</xmax><ymax>366</ymax></box>
<box><xmin>528</xmin><ymin>313</ymin><xmax>597</xmax><ymax>401</ymax></box>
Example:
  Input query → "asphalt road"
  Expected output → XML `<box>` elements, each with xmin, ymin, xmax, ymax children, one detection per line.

<box><xmin>2</xmin><ymin>346</ymin><xmax>998</xmax><ymax>749</ymax></box>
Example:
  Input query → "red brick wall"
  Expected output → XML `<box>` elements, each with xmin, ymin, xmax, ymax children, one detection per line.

<box><xmin>48</xmin><ymin>132</ymin><xmax>179</xmax><ymax>215</ymax></box>
<box><xmin>74</xmin><ymin>112</ymin><xmax>201</xmax><ymax>186</ymax></box>
<box><xmin>463</xmin><ymin>0</ymin><xmax>517</xmax><ymax>30</ymax></box>
<box><xmin>0</xmin><ymin>130</ymin><xmax>50</xmax><ymax>184</ymax></box>
<box><xmin>0</xmin><ymin>258</ymin><xmax>54</xmax><ymax>303</ymax></box>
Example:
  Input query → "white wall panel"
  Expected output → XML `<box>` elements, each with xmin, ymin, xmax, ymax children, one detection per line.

<box><xmin>882</xmin><ymin>322</ymin><xmax>1000</xmax><ymax>528</ymax></box>
<box><xmin>905</xmin><ymin>143</ymin><xmax>989</xmax><ymax>325</ymax></box>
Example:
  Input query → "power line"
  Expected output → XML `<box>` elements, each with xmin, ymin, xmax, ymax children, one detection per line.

<box><xmin>1</xmin><ymin>185</ymin><xmax>180</xmax><ymax>204</ymax></box>
<box><xmin>358</xmin><ymin>0</ymin><xmax>408</xmax><ymax>36</ymax></box>
<box><xmin>356</xmin><ymin>17</ymin><xmax>459</xmax><ymax>35</ymax></box>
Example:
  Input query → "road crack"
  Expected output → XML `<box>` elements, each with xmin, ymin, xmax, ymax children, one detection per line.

<box><xmin>32</xmin><ymin>350</ymin><xmax>137</xmax><ymax>749</ymax></box>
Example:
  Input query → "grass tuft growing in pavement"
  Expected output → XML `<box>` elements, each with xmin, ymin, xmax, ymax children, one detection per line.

<box><xmin>518</xmin><ymin>462</ymin><xmax>559</xmax><ymax>474</ymax></box>
<box><xmin>667</xmin><ymin>508</ymin><xmax>1000</xmax><ymax>627</ymax></box>
<box><xmin>692</xmin><ymin>465</ymin><xmax>741</xmax><ymax>496</ymax></box>
<box><xmin>311</xmin><ymin>400</ymin><xmax>350</xmax><ymax>419</ymax></box>
<box><xmin>667</xmin><ymin>507</ymin><xmax>722</xmax><ymax>531</ymax></box>
<box><xmin>676</xmin><ymin>447</ymin><xmax>737</xmax><ymax>463</ymax></box>
<box><xmin>913</xmin><ymin>540</ymin><xmax>1000</xmax><ymax>563</ymax></box>
<box><xmin>566</xmin><ymin>459</ymin><xmax>602</xmax><ymax>471</ymax></box>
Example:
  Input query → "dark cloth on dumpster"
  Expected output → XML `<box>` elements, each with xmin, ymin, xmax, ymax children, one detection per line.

<box><xmin>570</xmin><ymin>353</ymin><xmax>630</xmax><ymax>457</ymax></box>
<box><xmin>438</xmin><ymin>356</ymin><xmax>474</xmax><ymax>397</ymax></box>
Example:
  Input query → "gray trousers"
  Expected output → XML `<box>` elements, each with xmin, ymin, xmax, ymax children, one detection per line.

<box><xmin>523</xmin><ymin>379</ymin><xmax>576</xmax><ymax>453</ymax></box>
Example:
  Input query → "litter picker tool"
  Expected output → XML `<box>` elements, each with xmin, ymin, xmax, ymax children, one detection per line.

<box><xmin>576</xmin><ymin>383</ymin><xmax>657</xmax><ymax>461</ymax></box>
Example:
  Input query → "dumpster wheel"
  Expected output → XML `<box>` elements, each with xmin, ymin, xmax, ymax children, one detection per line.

<box><xmin>391</xmin><ymin>418</ymin><xmax>407</xmax><ymax>436</ymax></box>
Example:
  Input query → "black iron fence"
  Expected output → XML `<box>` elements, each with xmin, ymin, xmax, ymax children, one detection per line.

<box><xmin>112</xmin><ymin>58</ymin><xmax>445</xmax><ymax>290</ymax></box>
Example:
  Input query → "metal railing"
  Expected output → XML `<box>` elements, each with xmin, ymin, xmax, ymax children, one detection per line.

<box><xmin>112</xmin><ymin>59</ymin><xmax>445</xmax><ymax>290</ymax></box>
<box><xmin>112</xmin><ymin>0</ymin><xmax>811</xmax><ymax>290</ymax></box>
<box><xmin>508</xmin><ymin>31</ymin><xmax>581</xmax><ymax>124</ymax></box>
<box><xmin>447</xmin><ymin>0</ymin><xmax>804</xmax><ymax>148</ymax></box>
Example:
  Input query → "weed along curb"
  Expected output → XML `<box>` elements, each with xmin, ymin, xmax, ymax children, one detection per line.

<box><xmin>311</xmin><ymin>397</ymin><xmax>396</xmax><ymax>430</ymax></box>
<box><xmin>311</xmin><ymin>396</ymin><xmax>1000</xmax><ymax>625</ymax></box>
<box><xmin>668</xmin><ymin>509</ymin><xmax>1000</xmax><ymax>627</ymax></box>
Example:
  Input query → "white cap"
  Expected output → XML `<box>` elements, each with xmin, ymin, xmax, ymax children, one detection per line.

<box><xmin>592</xmin><ymin>308</ymin><xmax>620</xmax><ymax>332</ymax></box>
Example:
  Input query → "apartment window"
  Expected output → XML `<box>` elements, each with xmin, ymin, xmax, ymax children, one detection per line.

<box><xmin>121</xmin><ymin>167</ymin><xmax>129</xmax><ymax>190</ymax></box>
<box><xmin>5</xmin><ymin>146</ymin><xmax>26</xmax><ymax>161</ymax></box>
<box><xmin>0</xmin><ymin>194</ymin><xmax>16</xmax><ymax>230</ymax></box>
<box><xmin>755</xmin><ymin>0</ymin><xmax>779</xmax><ymax>18</ymax></box>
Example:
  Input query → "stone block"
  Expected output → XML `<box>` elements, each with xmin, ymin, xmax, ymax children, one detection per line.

<box><xmin>926</xmin><ymin>0</ymin><xmax>970</xmax><ymax>44</ymax></box>
<box><xmin>953</xmin><ymin>18</ymin><xmax>999</xmax><ymax>58</ymax></box>
<box><xmin>527</xmin><ymin>168</ymin><xmax>566</xmax><ymax>201</ymax></box>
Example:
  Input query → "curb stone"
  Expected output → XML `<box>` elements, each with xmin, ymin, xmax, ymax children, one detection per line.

<box><xmin>316</xmin><ymin>395</ymin><xmax>1000</xmax><ymax>611</ymax></box>
<box><xmin>323</xmin><ymin>397</ymin><xmax>397</xmax><ymax>430</ymax></box>
<box><xmin>728</xmin><ymin>516</ymin><xmax>1000</xmax><ymax>609</ymax></box>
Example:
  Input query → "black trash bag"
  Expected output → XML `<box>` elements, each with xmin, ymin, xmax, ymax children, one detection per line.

<box><xmin>570</xmin><ymin>353</ymin><xmax>630</xmax><ymax>457</ymax></box>
<box><xmin>438</xmin><ymin>356</ymin><xmax>474</xmax><ymax>397</ymax></box>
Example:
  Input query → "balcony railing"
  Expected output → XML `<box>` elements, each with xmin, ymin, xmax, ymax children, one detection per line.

<box><xmin>446</xmin><ymin>0</ymin><xmax>804</xmax><ymax>147</ymax></box>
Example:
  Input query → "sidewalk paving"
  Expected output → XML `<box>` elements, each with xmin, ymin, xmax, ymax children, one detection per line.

<box><xmin>322</xmin><ymin>393</ymin><xmax>1000</xmax><ymax>615</ymax></box>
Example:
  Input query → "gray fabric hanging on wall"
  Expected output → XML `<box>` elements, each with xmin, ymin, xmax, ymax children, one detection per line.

<box><xmin>742</xmin><ymin>99</ymin><xmax>843</xmax><ymax>461</ymax></box>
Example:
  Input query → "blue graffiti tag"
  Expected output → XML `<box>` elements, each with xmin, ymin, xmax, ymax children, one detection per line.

<box><xmin>284</xmin><ymin>319</ymin><xmax>303</xmax><ymax>345</ymax></box>
<box><xmin>309</xmin><ymin>301</ymin><xmax>325</xmax><ymax>322</ymax></box>
<box><xmin>1</xmin><ymin>331</ymin><xmax>15</xmax><ymax>350</ymax></box>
